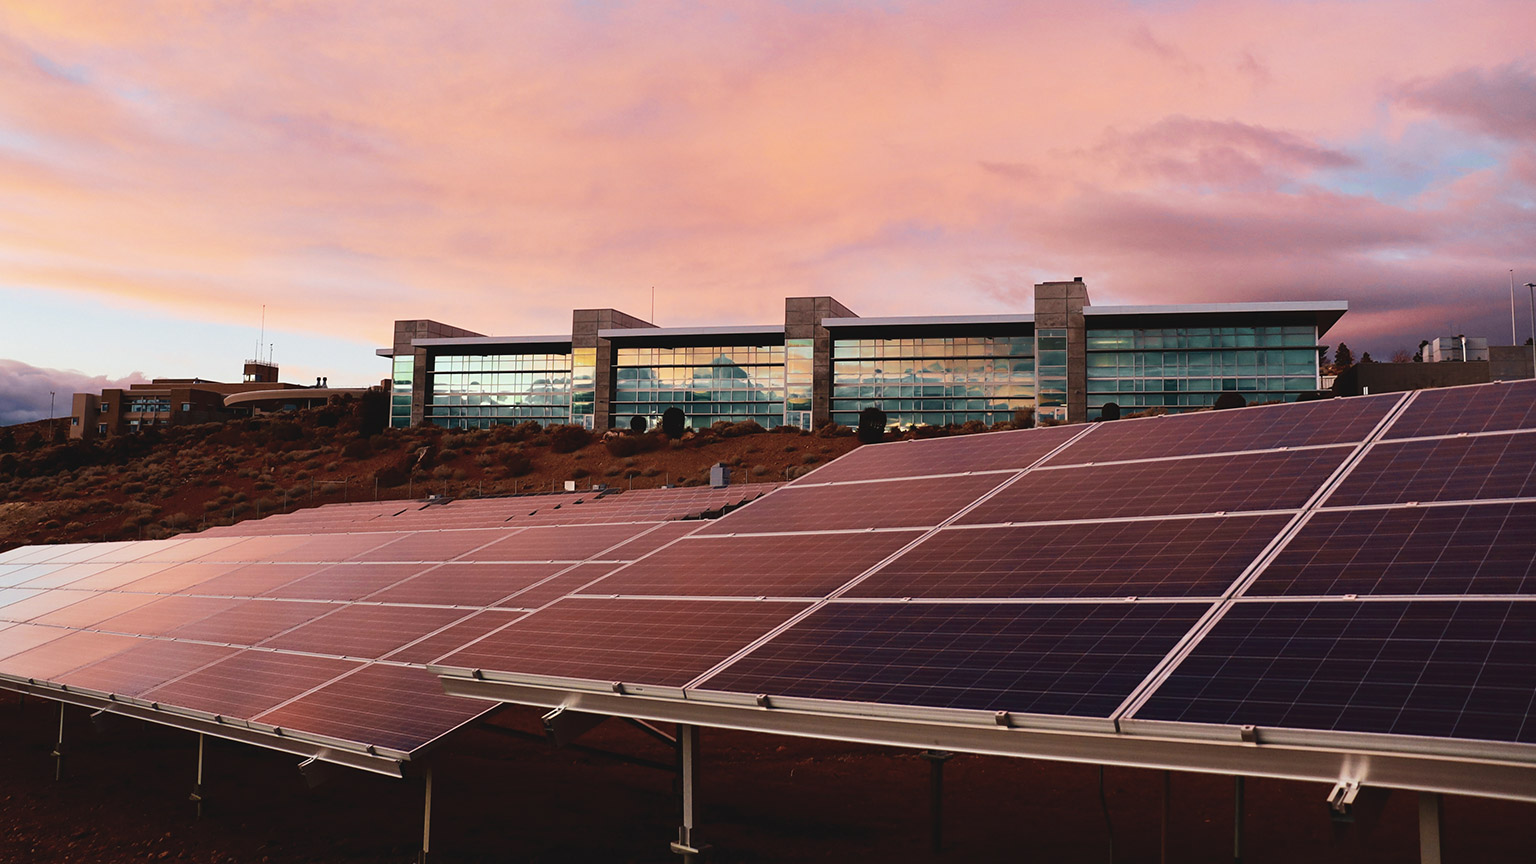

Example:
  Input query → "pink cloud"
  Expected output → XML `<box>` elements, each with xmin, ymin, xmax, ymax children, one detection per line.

<box><xmin>0</xmin><ymin>0</ymin><xmax>1531</xmax><ymax>365</ymax></box>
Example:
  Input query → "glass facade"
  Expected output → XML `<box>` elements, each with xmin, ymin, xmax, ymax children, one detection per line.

<box><xmin>424</xmin><ymin>352</ymin><xmax>572</xmax><ymax>429</ymax></box>
<box><xmin>830</xmin><ymin>334</ymin><xmax>1035</xmax><ymax>429</ymax></box>
<box><xmin>571</xmin><ymin>347</ymin><xmax>597</xmax><ymax>428</ymax></box>
<box><xmin>1085</xmin><ymin>325</ymin><xmax>1319</xmax><ymax>418</ymax></box>
<box><xmin>389</xmin><ymin>355</ymin><xmax>414</xmax><ymax>428</ymax></box>
<box><xmin>613</xmin><ymin>344</ymin><xmax>785</xmax><ymax>429</ymax></box>
<box><xmin>1034</xmin><ymin>329</ymin><xmax>1068</xmax><ymax>424</ymax></box>
<box><xmin>784</xmin><ymin>338</ymin><xmax>814</xmax><ymax>429</ymax></box>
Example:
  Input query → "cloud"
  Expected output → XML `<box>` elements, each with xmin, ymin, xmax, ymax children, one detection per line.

<box><xmin>0</xmin><ymin>359</ymin><xmax>147</xmax><ymax>426</ymax></box>
<box><xmin>0</xmin><ymin>0</ymin><xmax>1531</xmax><ymax>369</ymax></box>
<box><xmin>1085</xmin><ymin>116</ymin><xmax>1359</xmax><ymax>189</ymax></box>
<box><xmin>1398</xmin><ymin>62</ymin><xmax>1536</xmax><ymax>141</ymax></box>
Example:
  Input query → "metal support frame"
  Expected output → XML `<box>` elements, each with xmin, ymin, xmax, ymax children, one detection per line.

<box><xmin>52</xmin><ymin>701</ymin><xmax>65</xmax><ymax>781</ymax></box>
<box><xmin>1418</xmin><ymin>791</ymin><xmax>1442</xmax><ymax>864</ymax></box>
<box><xmin>1160</xmin><ymin>770</ymin><xmax>1172</xmax><ymax>864</ymax></box>
<box><xmin>1327</xmin><ymin>778</ymin><xmax>1360</xmax><ymax>821</ymax></box>
<box><xmin>670</xmin><ymin>724</ymin><xmax>703</xmax><ymax>860</ymax></box>
<box><xmin>1098</xmin><ymin>766</ymin><xmax>1115</xmax><ymax>864</ymax></box>
<box><xmin>419</xmin><ymin>764</ymin><xmax>434</xmax><ymax>864</ymax></box>
<box><xmin>1233</xmin><ymin>776</ymin><xmax>1244</xmax><ymax>864</ymax></box>
<box><xmin>190</xmin><ymin>734</ymin><xmax>205</xmax><ymax>819</ymax></box>
<box><xmin>921</xmin><ymin>750</ymin><xmax>952</xmax><ymax>853</ymax></box>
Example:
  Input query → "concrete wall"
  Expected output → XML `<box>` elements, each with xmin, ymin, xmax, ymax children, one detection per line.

<box><xmin>1033</xmin><ymin>278</ymin><xmax>1090</xmax><ymax>423</ymax></box>
<box><xmin>784</xmin><ymin>296</ymin><xmax>858</xmax><ymax>427</ymax></box>
<box><xmin>1332</xmin><ymin>361</ymin><xmax>1490</xmax><ymax>397</ymax></box>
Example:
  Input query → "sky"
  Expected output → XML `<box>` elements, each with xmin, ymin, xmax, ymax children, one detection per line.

<box><xmin>1</xmin><ymin>0</ymin><xmax>1534</xmax><ymax>423</ymax></box>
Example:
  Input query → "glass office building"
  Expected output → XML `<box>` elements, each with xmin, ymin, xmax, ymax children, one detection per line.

<box><xmin>381</xmin><ymin>284</ymin><xmax>1344</xmax><ymax>431</ymax></box>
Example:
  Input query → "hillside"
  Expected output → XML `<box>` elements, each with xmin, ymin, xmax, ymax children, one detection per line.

<box><xmin>0</xmin><ymin>400</ymin><xmax>867</xmax><ymax>554</ymax></box>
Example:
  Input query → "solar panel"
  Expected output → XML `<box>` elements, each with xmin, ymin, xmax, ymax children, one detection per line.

<box><xmin>259</xmin><ymin>604</ymin><xmax>468</xmax><ymax>659</ymax></box>
<box><xmin>434</xmin><ymin>597</ymin><xmax>808</xmax><ymax>687</ymax></box>
<box><xmin>118</xmin><ymin>561</ymin><xmax>247</xmax><ymax>594</ymax></box>
<box><xmin>0</xmin><ymin>623</ymin><xmax>71</xmax><ymax>661</ymax></box>
<box><xmin>252</xmin><ymin>663</ymin><xmax>490</xmax><ymax>753</ymax></box>
<box><xmin>69</xmin><ymin>562</ymin><xmax>185</xmax><ymax>591</ymax></box>
<box><xmin>364</xmin><ymin>562</ymin><xmax>568</xmax><ymax>607</ymax></box>
<box><xmin>27</xmin><ymin>592</ymin><xmax>158</xmax><ymax>629</ymax></box>
<box><xmin>1384</xmin><ymin>379</ymin><xmax>1536</xmax><ymax>439</ymax></box>
<box><xmin>960</xmin><ymin>448</ymin><xmax>1349</xmax><ymax>525</ymax></box>
<box><xmin>697</xmin><ymin>474</ymin><xmax>1006</xmax><ymax>535</ymax></box>
<box><xmin>93</xmin><ymin>596</ymin><xmax>237</xmax><ymax>637</ymax></box>
<box><xmin>259</xmin><ymin>563</ymin><xmax>427</xmax><ymax>601</ymax></box>
<box><xmin>14</xmin><ymin>562</ymin><xmax>119</xmax><ymax>590</ymax></box>
<box><xmin>495</xmin><ymin>562</ymin><xmax>624</xmax><ymax>609</ymax></box>
<box><xmin>849</xmin><ymin>515</ymin><xmax>1293</xmax><ymax>600</ymax></box>
<box><xmin>0</xmin><ymin>588</ymin><xmax>40</xmax><ymax>610</ymax></box>
<box><xmin>348</xmin><ymin>529</ymin><xmax>505</xmax><ymax>562</ymax></box>
<box><xmin>1326</xmin><ymin>431</ymin><xmax>1536</xmax><ymax>506</ymax></box>
<box><xmin>0</xmin><ymin>563</ymin><xmax>70</xmax><ymax>588</ymax></box>
<box><xmin>699</xmin><ymin>601</ymin><xmax>1209</xmax><ymax>715</ymax></box>
<box><xmin>461</xmin><ymin>523</ymin><xmax>654</xmax><ymax>561</ymax></box>
<box><xmin>589</xmin><ymin>531</ymin><xmax>925</xmax><ymax>598</ymax></box>
<box><xmin>141</xmin><ymin>650</ymin><xmax>361</xmax><ymax>720</ymax></box>
<box><xmin>600</xmin><ymin>521</ymin><xmax>702</xmax><ymax>560</ymax></box>
<box><xmin>0</xmin><ymin>629</ymin><xmax>139</xmax><ymax>680</ymax></box>
<box><xmin>0</xmin><ymin>589</ymin><xmax>96</xmax><ymax>623</ymax></box>
<box><xmin>1133</xmin><ymin>600</ymin><xmax>1536</xmax><ymax>744</ymax></box>
<box><xmin>802</xmin><ymin>424</ymin><xmax>1083</xmax><ymax>484</ymax></box>
<box><xmin>53</xmin><ymin>639</ymin><xmax>238</xmax><ymax>698</ymax></box>
<box><xmin>1244</xmin><ymin>502</ymin><xmax>1536</xmax><ymax>596</ymax></box>
<box><xmin>166</xmin><ymin>599</ymin><xmax>336</xmax><ymax>645</ymax></box>
<box><xmin>384</xmin><ymin>609</ymin><xmax>522</xmax><ymax>665</ymax></box>
<box><xmin>1048</xmin><ymin>394</ymin><xmax>1401</xmax><ymax>466</ymax></box>
<box><xmin>179</xmin><ymin>562</ymin><xmax>327</xmax><ymax>598</ymax></box>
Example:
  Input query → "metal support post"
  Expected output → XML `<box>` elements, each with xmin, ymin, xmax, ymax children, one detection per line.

<box><xmin>1160</xmin><ymin>770</ymin><xmax>1171</xmax><ymax>864</ymax></box>
<box><xmin>52</xmin><ymin>702</ymin><xmax>65</xmax><ymax>781</ymax></box>
<box><xmin>670</xmin><ymin>725</ymin><xmax>702</xmax><ymax>860</ymax></box>
<box><xmin>416</xmin><ymin>764</ymin><xmax>434</xmax><ymax>864</ymax></box>
<box><xmin>190</xmin><ymin>733</ymin><xmax>205</xmax><ymax>819</ymax></box>
<box><xmin>921</xmin><ymin>750</ymin><xmax>952</xmax><ymax>853</ymax></box>
<box><xmin>1418</xmin><ymin>792</ymin><xmax>1442</xmax><ymax>864</ymax></box>
<box><xmin>1233</xmin><ymin>776</ymin><xmax>1245</xmax><ymax>864</ymax></box>
<box><xmin>1098</xmin><ymin>766</ymin><xmax>1115</xmax><ymax>864</ymax></box>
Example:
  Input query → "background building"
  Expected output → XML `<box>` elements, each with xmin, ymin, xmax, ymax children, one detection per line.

<box><xmin>69</xmin><ymin>362</ymin><xmax>310</xmax><ymax>441</ymax></box>
<box><xmin>380</xmin><ymin>280</ymin><xmax>1345</xmax><ymax>430</ymax></box>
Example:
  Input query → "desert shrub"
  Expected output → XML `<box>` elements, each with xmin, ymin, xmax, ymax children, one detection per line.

<box><xmin>958</xmin><ymin>420</ymin><xmax>987</xmax><ymax>435</ymax></box>
<box><xmin>605</xmin><ymin>435</ymin><xmax>641</xmax><ymax>458</ymax></box>
<box><xmin>342</xmin><ymin>439</ymin><xmax>372</xmax><ymax>459</ymax></box>
<box><xmin>271</xmin><ymin>422</ymin><xmax>303</xmax><ymax>442</ymax></box>
<box><xmin>505</xmin><ymin>451</ymin><xmax>534</xmax><ymax>476</ymax></box>
<box><xmin>802</xmin><ymin>453</ymin><xmax>821</xmax><ymax>464</ymax></box>
<box><xmin>431</xmin><ymin>465</ymin><xmax>455</xmax><ymax>479</ymax></box>
<box><xmin>713</xmin><ymin>420</ymin><xmax>765</xmax><ymax>438</ymax></box>
<box><xmin>549</xmin><ymin>425</ymin><xmax>592</xmax><ymax>454</ymax></box>
<box><xmin>751</xmin><ymin>464</ymin><xmax>769</xmax><ymax>477</ymax></box>
<box><xmin>374</xmin><ymin>466</ymin><xmax>408</xmax><ymax>487</ymax></box>
<box><xmin>570</xmin><ymin>467</ymin><xmax>590</xmax><ymax>479</ymax></box>
<box><xmin>1012</xmin><ymin>407</ymin><xmax>1035</xmax><ymax>429</ymax></box>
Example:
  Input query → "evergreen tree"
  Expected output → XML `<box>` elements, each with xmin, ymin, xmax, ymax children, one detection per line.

<box><xmin>1333</xmin><ymin>343</ymin><xmax>1355</xmax><ymax>368</ymax></box>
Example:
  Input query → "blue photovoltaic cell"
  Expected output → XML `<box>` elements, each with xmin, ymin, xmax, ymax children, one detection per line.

<box><xmin>697</xmin><ymin>474</ymin><xmax>1005</xmax><ymax>535</ymax></box>
<box><xmin>1135</xmin><ymin>600</ymin><xmax>1536</xmax><ymax>744</ymax></box>
<box><xmin>1244</xmin><ymin>502</ymin><xmax>1536</xmax><ymax>596</ymax></box>
<box><xmin>850</xmin><ymin>515</ymin><xmax>1292</xmax><ymax>599</ymax></box>
<box><xmin>802</xmin><ymin>424</ymin><xmax>1084</xmax><ymax>484</ymax></box>
<box><xmin>1048</xmin><ymin>394</ymin><xmax>1400</xmax><ymax>466</ymax></box>
<box><xmin>1385</xmin><ymin>379</ymin><xmax>1536</xmax><ymax>439</ymax></box>
<box><xmin>961</xmin><ymin>448</ymin><xmax>1349</xmax><ymax>525</ymax></box>
<box><xmin>701</xmin><ymin>601</ymin><xmax>1208</xmax><ymax>715</ymax></box>
<box><xmin>1326</xmin><ymin>431</ymin><xmax>1536</xmax><ymax>506</ymax></box>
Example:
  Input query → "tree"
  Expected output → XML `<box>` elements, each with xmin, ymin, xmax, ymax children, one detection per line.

<box><xmin>856</xmin><ymin>406</ymin><xmax>887</xmax><ymax>443</ymax></box>
<box><xmin>1390</xmin><ymin>348</ymin><xmax>1415</xmax><ymax>363</ymax></box>
<box><xmin>357</xmin><ymin>388</ymin><xmax>389</xmax><ymax>438</ymax></box>
<box><xmin>1333</xmin><ymin>343</ymin><xmax>1355</xmax><ymax>368</ymax></box>
<box><xmin>1359</xmin><ymin>352</ymin><xmax>1374</xmax><ymax>364</ymax></box>
<box><xmin>629</xmin><ymin>415</ymin><xmax>647</xmax><ymax>433</ymax></box>
<box><xmin>661</xmin><ymin>407</ymin><xmax>686</xmax><ymax>437</ymax></box>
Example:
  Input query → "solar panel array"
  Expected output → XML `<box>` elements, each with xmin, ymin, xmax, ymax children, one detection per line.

<box><xmin>0</xmin><ymin>484</ymin><xmax>778</xmax><ymax>763</ymax></box>
<box><xmin>8</xmin><ymin>379</ymin><xmax>1536</xmax><ymax>772</ymax></box>
<box><xmin>431</xmin><ymin>379</ymin><xmax>1536</xmax><ymax>752</ymax></box>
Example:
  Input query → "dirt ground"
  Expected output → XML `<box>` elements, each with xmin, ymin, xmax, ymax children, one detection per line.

<box><xmin>1</xmin><ymin>693</ymin><xmax>1531</xmax><ymax>863</ymax></box>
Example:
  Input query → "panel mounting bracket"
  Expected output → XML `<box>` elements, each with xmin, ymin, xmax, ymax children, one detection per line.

<box><xmin>1327</xmin><ymin>779</ymin><xmax>1360</xmax><ymax>817</ymax></box>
